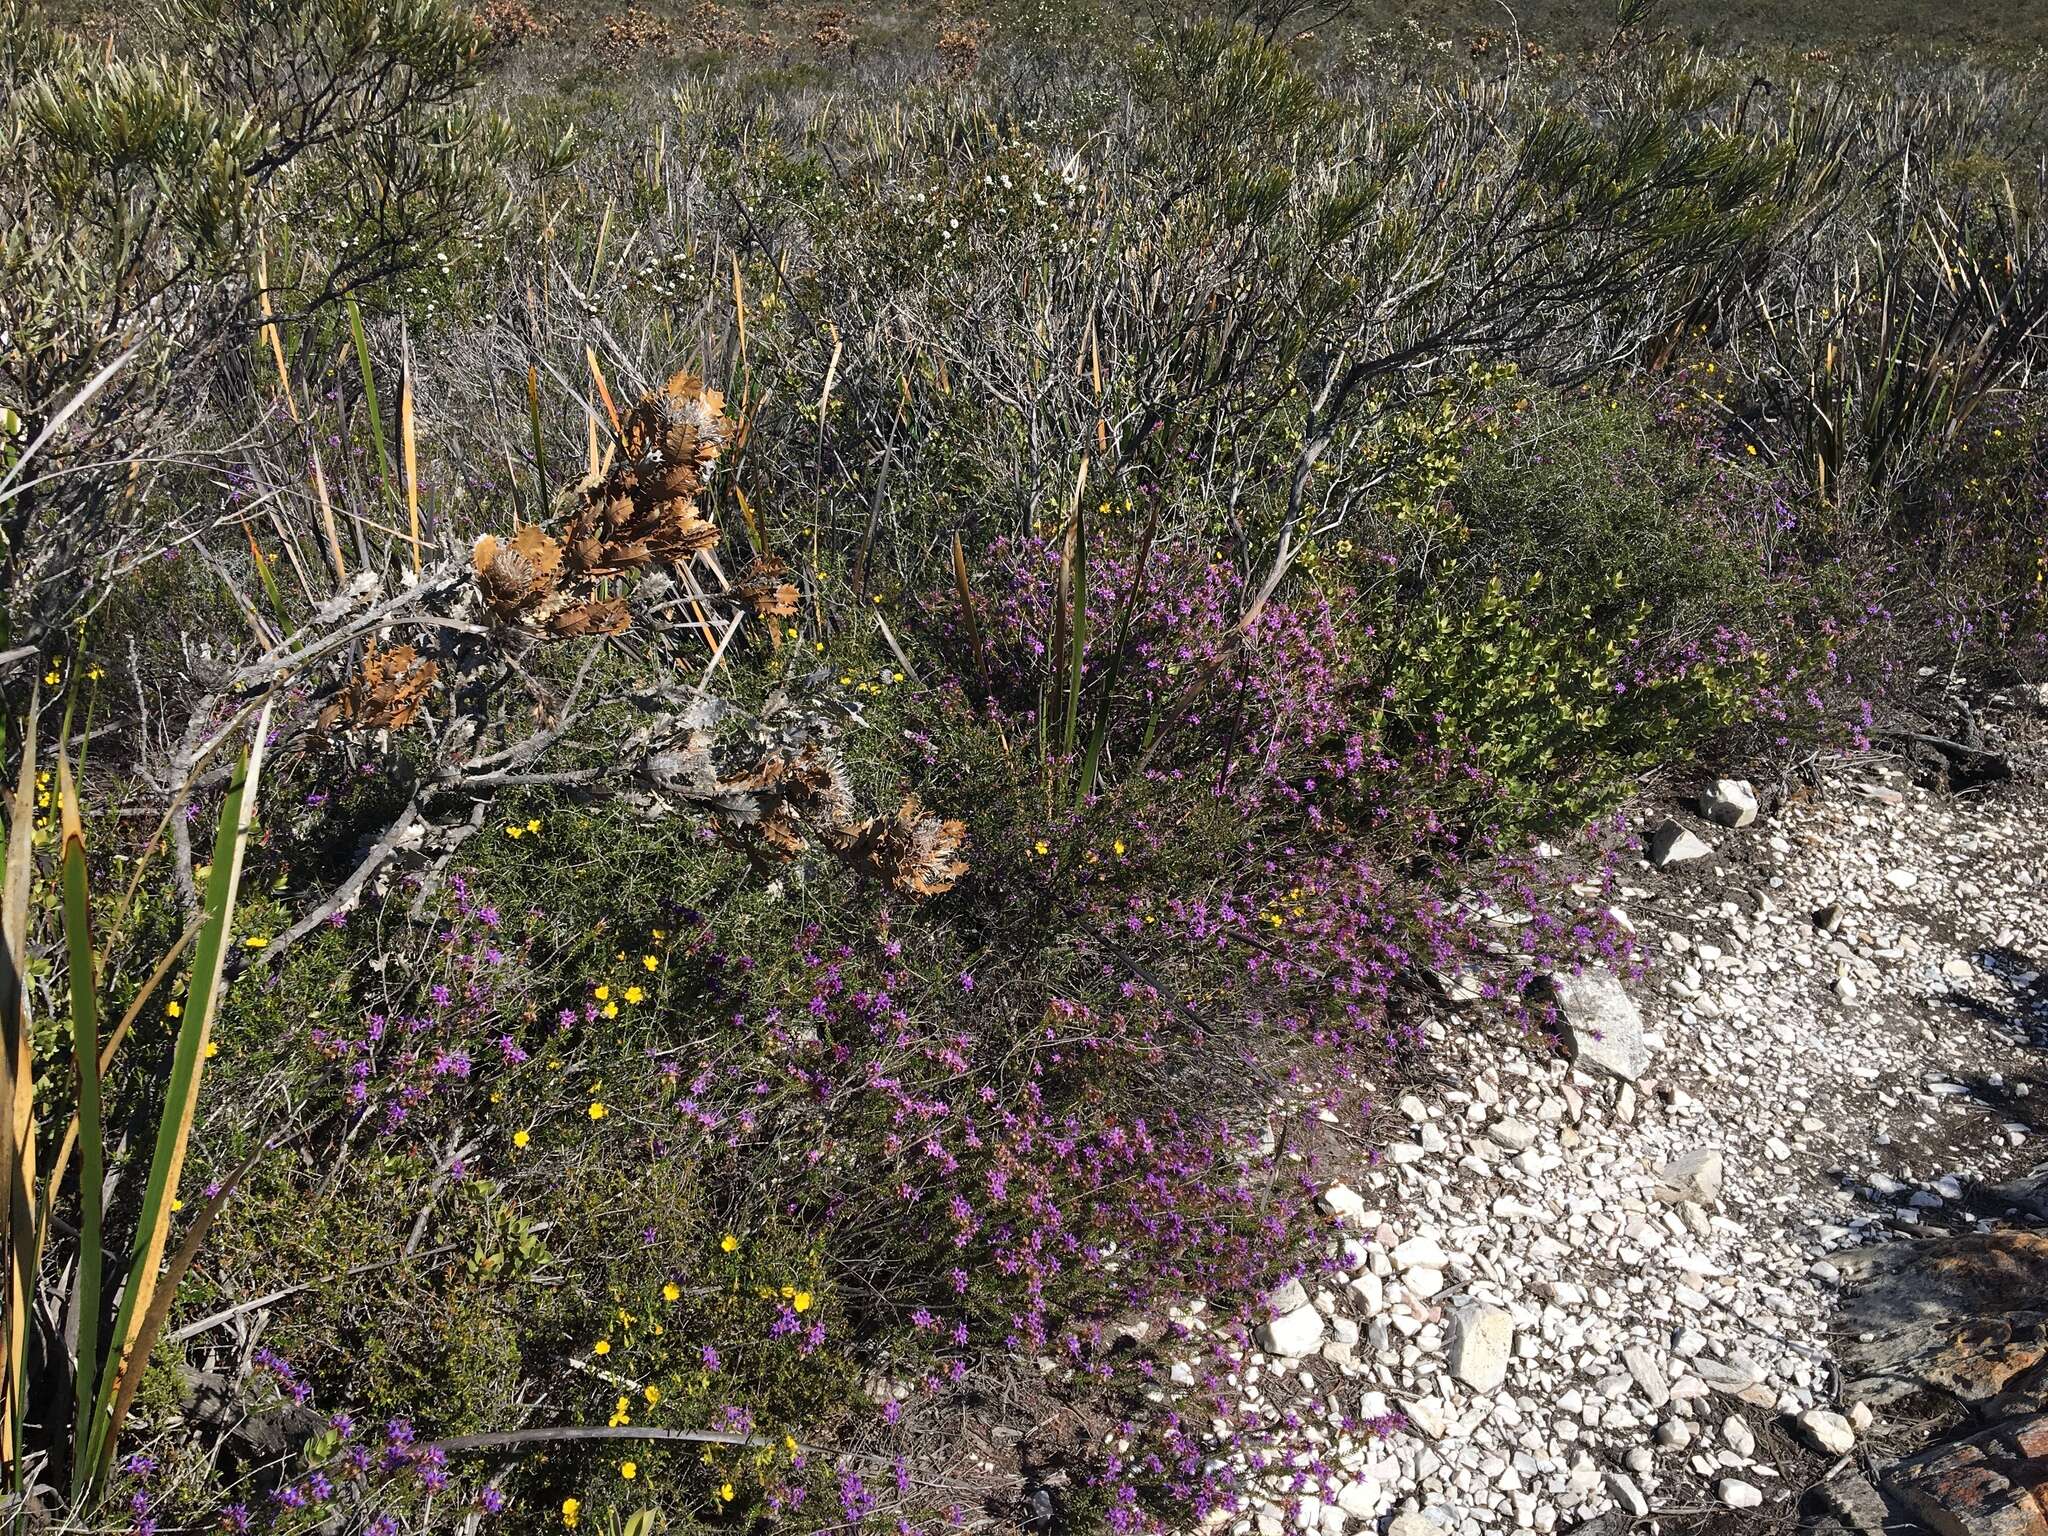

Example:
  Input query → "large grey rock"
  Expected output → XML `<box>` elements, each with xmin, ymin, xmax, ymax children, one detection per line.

<box><xmin>1700</xmin><ymin>779</ymin><xmax>1759</xmax><ymax>827</ymax></box>
<box><xmin>1622</xmin><ymin>1343</ymin><xmax>1670</xmax><ymax>1408</ymax></box>
<box><xmin>1604</xmin><ymin>1471</ymin><xmax>1649</xmax><ymax>1518</ymax></box>
<box><xmin>1448</xmin><ymin>1303</ymin><xmax>1514</xmax><ymax>1393</ymax></box>
<box><xmin>1319</xmin><ymin>1183</ymin><xmax>1368</xmax><ymax>1225</ymax></box>
<box><xmin>1798</xmin><ymin>1407</ymin><xmax>1856</xmax><ymax>1456</ymax></box>
<box><xmin>1543</xmin><ymin>968</ymin><xmax>1653</xmax><ymax>1082</ymax></box>
<box><xmin>1696</xmin><ymin>1355</ymin><xmax>1775</xmax><ymax>1407</ymax></box>
<box><xmin>1393</xmin><ymin>1234</ymin><xmax>1448</xmax><ymax>1272</ymax></box>
<box><xmin>1718</xmin><ymin>1478</ymin><xmax>1764</xmax><ymax>1509</ymax></box>
<box><xmin>1654</xmin><ymin>1148</ymin><xmax>1724</xmax><ymax>1208</ymax></box>
<box><xmin>1257</xmin><ymin>1300</ymin><xmax>1327</xmax><ymax>1359</ymax></box>
<box><xmin>1646</xmin><ymin>818</ymin><xmax>1713</xmax><ymax>867</ymax></box>
<box><xmin>1836</xmin><ymin>1232</ymin><xmax>2048</xmax><ymax>1414</ymax></box>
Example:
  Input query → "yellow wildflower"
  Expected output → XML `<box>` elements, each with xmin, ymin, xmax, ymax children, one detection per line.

<box><xmin>623</xmin><ymin>986</ymin><xmax>644</xmax><ymax>1005</ymax></box>
<box><xmin>642</xmin><ymin>954</ymin><xmax>658</xmax><ymax>971</ymax></box>
<box><xmin>513</xmin><ymin>1129</ymin><xmax>530</xmax><ymax>1149</ymax></box>
<box><xmin>644</xmin><ymin>1384</ymin><xmax>661</xmax><ymax>1404</ymax></box>
<box><xmin>720</xmin><ymin>1233</ymin><xmax>738</xmax><ymax>1253</ymax></box>
<box><xmin>662</xmin><ymin>1282</ymin><xmax>680</xmax><ymax>1302</ymax></box>
<box><xmin>793</xmin><ymin>1290</ymin><xmax>813</xmax><ymax>1313</ymax></box>
<box><xmin>592</xmin><ymin>1339</ymin><xmax>611</xmax><ymax>1356</ymax></box>
<box><xmin>203</xmin><ymin>1040</ymin><xmax>219</xmax><ymax>1059</ymax></box>
<box><xmin>561</xmin><ymin>1498</ymin><xmax>580</xmax><ymax>1528</ymax></box>
<box><xmin>588</xmin><ymin>1101</ymin><xmax>607</xmax><ymax>1121</ymax></box>
<box><xmin>719</xmin><ymin>1484</ymin><xmax>735</xmax><ymax>1502</ymax></box>
<box><xmin>620</xmin><ymin>1462</ymin><xmax>637</xmax><ymax>1481</ymax></box>
<box><xmin>594</xmin><ymin>984</ymin><xmax>610</xmax><ymax>1000</ymax></box>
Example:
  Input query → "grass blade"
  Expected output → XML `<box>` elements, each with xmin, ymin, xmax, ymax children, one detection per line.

<box><xmin>401</xmin><ymin>342</ymin><xmax>422</xmax><ymax>573</ymax></box>
<box><xmin>85</xmin><ymin>702</ymin><xmax>271</xmax><ymax>1483</ymax></box>
<box><xmin>308</xmin><ymin>442</ymin><xmax>347</xmax><ymax>587</ymax></box>
<box><xmin>1076</xmin><ymin>497</ymin><xmax>1161</xmax><ymax>807</ymax></box>
<box><xmin>0</xmin><ymin>345</ymin><xmax>141</xmax><ymax>505</ymax></box>
<box><xmin>0</xmin><ymin>698</ymin><xmax>38</xmax><ymax>1479</ymax></box>
<box><xmin>97</xmin><ymin>1139</ymin><xmax>267</xmax><ymax>1476</ymax></box>
<box><xmin>348</xmin><ymin>298</ymin><xmax>397</xmax><ymax>510</ymax></box>
<box><xmin>257</xmin><ymin>245</ymin><xmax>301</xmax><ymax>425</ymax></box>
<box><xmin>56</xmin><ymin>749</ymin><xmax>104</xmax><ymax>1496</ymax></box>
<box><xmin>1061</xmin><ymin>459</ymin><xmax>1089</xmax><ymax>761</ymax></box>
<box><xmin>526</xmin><ymin>365</ymin><xmax>548</xmax><ymax>523</ymax></box>
<box><xmin>950</xmin><ymin>531</ymin><xmax>986</xmax><ymax>688</ymax></box>
<box><xmin>36</xmin><ymin>922</ymin><xmax>201</xmax><ymax>1265</ymax></box>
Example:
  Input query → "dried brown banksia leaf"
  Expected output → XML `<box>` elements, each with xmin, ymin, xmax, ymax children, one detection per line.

<box><xmin>561</xmin><ymin>372</ymin><xmax>732</xmax><ymax>579</ymax></box>
<box><xmin>322</xmin><ymin>644</ymin><xmax>439</xmax><ymax>732</ymax></box>
<box><xmin>542</xmin><ymin>596</ymin><xmax>632</xmax><ymax>638</ymax></box>
<box><xmin>737</xmin><ymin>556</ymin><xmax>800</xmax><ymax>619</ymax></box>
<box><xmin>828</xmin><ymin>795</ymin><xmax>969</xmax><ymax>896</ymax></box>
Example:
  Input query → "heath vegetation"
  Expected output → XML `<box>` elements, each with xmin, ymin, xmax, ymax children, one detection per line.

<box><xmin>0</xmin><ymin>0</ymin><xmax>2043</xmax><ymax>1530</ymax></box>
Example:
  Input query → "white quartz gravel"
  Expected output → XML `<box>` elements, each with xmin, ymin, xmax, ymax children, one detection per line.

<box><xmin>1151</xmin><ymin>765</ymin><xmax>2048</xmax><ymax>1536</ymax></box>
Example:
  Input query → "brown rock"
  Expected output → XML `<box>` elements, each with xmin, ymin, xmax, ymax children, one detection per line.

<box><xmin>1883</xmin><ymin>1414</ymin><xmax>2048</xmax><ymax>1536</ymax></box>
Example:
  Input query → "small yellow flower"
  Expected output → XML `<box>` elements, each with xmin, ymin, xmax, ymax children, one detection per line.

<box><xmin>588</xmin><ymin>1101</ymin><xmax>607</xmax><ymax>1121</ymax></box>
<box><xmin>242</xmin><ymin>936</ymin><xmax>269</xmax><ymax>948</ymax></box>
<box><xmin>720</xmin><ymin>1233</ymin><xmax>738</xmax><ymax>1253</ymax></box>
<box><xmin>512</xmin><ymin>1129</ymin><xmax>530</xmax><ymax>1149</ymax></box>
<box><xmin>166</xmin><ymin>1001</ymin><xmax>182</xmax><ymax>1018</ymax></box>
<box><xmin>203</xmin><ymin>1040</ymin><xmax>219</xmax><ymax>1059</ymax></box>
<box><xmin>644</xmin><ymin>1384</ymin><xmax>661</xmax><ymax>1404</ymax></box>
<box><xmin>561</xmin><ymin>1498</ymin><xmax>580</xmax><ymax>1528</ymax></box>
<box><xmin>1033</xmin><ymin>839</ymin><xmax>1049</xmax><ymax>856</ymax></box>
<box><xmin>623</xmin><ymin>986</ymin><xmax>644</xmax><ymax>1005</ymax></box>
<box><xmin>1113</xmin><ymin>839</ymin><xmax>1126</xmax><ymax>857</ymax></box>
<box><xmin>43</xmin><ymin>668</ymin><xmax>60</xmax><ymax>686</ymax></box>
<box><xmin>719</xmin><ymin>1483</ymin><xmax>735</xmax><ymax>1502</ymax></box>
<box><xmin>602</xmin><ymin>1002</ymin><xmax>619</xmax><ymax>1019</ymax></box>
<box><xmin>793</xmin><ymin>1290</ymin><xmax>813</xmax><ymax>1313</ymax></box>
<box><xmin>594</xmin><ymin>984</ymin><xmax>610</xmax><ymax>1001</ymax></box>
<box><xmin>620</xmin><ymin>1461</ymin><xmax>637</xmax><ymax>1481</ymax></box>
<box><xmin>592</xmin><ymin>1339</ymin><xmax>611</xmax><ymax>1356</ymax></box>
<box><xmin>505</xmin><ymin>825</ymin><xmax>523</xmax><ymax>839</ymax></box>
<box><xmin>170</xmin><ymin>1197</ymin><xmax>184</xmax><ymax>1212</ymax></box>
<box><xmin>642</xmin><ymin>955</ymin><xmax>658</xmax><ymax>971</ymax></box>
<box><xmin>526</xmin><ymin>818</ymin><xmax>542</xmax><ymax>834</ymax></box>
<box><xmin>662</xmin><ymin>1282</ymin><xmax>680</xmax><ymax>1302</ymax></box>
